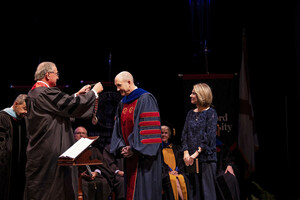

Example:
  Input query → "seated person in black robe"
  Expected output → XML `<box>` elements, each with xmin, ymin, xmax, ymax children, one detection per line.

<box><xmin>161</xmin><ymin>125</ymin><xmax>190</xmax><ymax>200</ymax></box>
<box><xmin>74</xmin><ymin>126</ymin><xmax>115</xmax><ymax>200</ymax></box>
<box><xmin>216</xmin><ymin>137</ymin><xmax>241</xmax><ymax>200</ymax></box>
<box><xmin>103</xmin><ymin>144</ymin><xmax>125</xmax><ymax>200</ymax></box>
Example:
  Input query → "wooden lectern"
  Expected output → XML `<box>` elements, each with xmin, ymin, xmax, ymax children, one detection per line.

<box><xmin>57</xmin><ymin>136</ymin><xmax>103</xmax><ymax>200</ymax></box>
<box><xmin>58</xmin><ymin>136</ymin><xmax>102</xmax><ymax>166</ymax></box>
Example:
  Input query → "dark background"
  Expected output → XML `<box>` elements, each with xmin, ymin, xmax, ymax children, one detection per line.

<box><xmin>0</xmin><ymin>1</ymin><xmax>298</xmax><ymax>199</ymax></box>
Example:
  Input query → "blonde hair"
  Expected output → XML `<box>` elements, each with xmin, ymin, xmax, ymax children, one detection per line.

<box><xmin>193</xmin><ymin>83</ymin><xmax>213</xmax><ymax>107</ymax></box>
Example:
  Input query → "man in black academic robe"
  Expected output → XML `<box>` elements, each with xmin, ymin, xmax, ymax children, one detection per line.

<box><xmin>24</xmin><ymin>61</ymin><xmax>103</xmax><ymax>200</ymax></box>
<box><xmin>0</xmin><ymin>94</ymin><xmax>28</xmax><ymax>200</ymax></box>
<box><xmin>74</xmin><ymin>126</ymin><xmax>120</xmax><ymax>200</ymax></box>
<box><xmin>103</xmin><ymin>143</ymin><xmax>125</xmax><ymax>200</ymax></box>
<box><xmin>79</xmin><ymin>145</ymin><xmax>114</xmax><ymax>200</ymax></box>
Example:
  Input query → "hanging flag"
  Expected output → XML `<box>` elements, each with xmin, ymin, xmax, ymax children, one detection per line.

<box><xmin>238</xmin><ymin>28</ymin><xmax>259</xmax><ymax>178</ymax></box>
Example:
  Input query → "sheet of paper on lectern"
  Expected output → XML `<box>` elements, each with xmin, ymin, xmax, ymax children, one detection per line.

<box><xmin>59</xmin><ymin>137</ymin><xmax>94</xmax><ymax>159</ymax></box>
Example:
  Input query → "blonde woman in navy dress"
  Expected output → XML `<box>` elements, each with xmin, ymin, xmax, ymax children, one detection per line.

<box><xmin>181</xmin><ymin>83</ymin><xmax>218</xmax><ymax>200</ymax></box>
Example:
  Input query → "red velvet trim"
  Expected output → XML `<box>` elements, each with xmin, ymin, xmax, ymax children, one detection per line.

<box><xmin>140</xmin><ymin>129</ymin><xmax>161</xmax><ymax>135</ymax></box>
<box><xmin>121</xmin><ymin>99</ymin><xmax>138</xmax><ymax>146</ymax></box>
<box><xmin>139</xmin><ymin>120</ymin><xmax>161</xmax><ymax>127</ymax></box>
<box><xmin>139</xmin><ymin>112</ymin><xmax>160</xmax><ymax>118</ymax></box>
<box><xmin>31</xmin><ymin>81</ymin><xmax>49</xmax><ymax>90</ymax></box>
<box><xmin>125</xmin><ymin>154</ymin><xmax>138</xmax><ymax>200</ymax></box>
<box><xmin>141</xmin><ymin>138</ymin><xmax>162</xmax><ymax>144</ymax></box>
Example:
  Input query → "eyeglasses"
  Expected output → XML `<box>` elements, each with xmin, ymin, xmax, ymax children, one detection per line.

<box><xmin>48</xmin><ymin>71</ymin><xmax>59</xmax><ymax>76</ymax></box>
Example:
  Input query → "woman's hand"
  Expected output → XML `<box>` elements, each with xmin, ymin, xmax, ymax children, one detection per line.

<box><xmin>183</xmin><ymin>150</ymin><xmax>190</xmax><ymax>166</ymax></box>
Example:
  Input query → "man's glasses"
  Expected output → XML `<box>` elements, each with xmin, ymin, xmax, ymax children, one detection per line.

<box><xmin>49</xmin><ymin>71</ymin><xmax>59</xmax><ymax>76</ymax></box>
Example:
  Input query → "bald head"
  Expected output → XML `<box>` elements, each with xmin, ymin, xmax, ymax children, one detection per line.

<box><xmin>115</xmin><ymin>71</ymin><xmax>134</xmax><ymax>82</ymax></box>
<box><xmin>114</xmin><ymin>71</ymin><xmax>136</xmax><ymax>96</ymax></box>
<box><xmin>74</xmin><ymin>126</ymin><xmax>88</xmax><ymax>141</ymax></box>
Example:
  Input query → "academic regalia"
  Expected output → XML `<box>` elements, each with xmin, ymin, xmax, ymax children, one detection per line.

<box><xmin>110</xmin><ymin>88</ymin><xmax>162</xmax><ymax>200</ymax></box>
<box><xmin>161</xmin><ymin>142</ymin><xmax>189</xmax><ymax>200</ymax></box>
<box><xmin>80</xmin><ymin>146</ymin><xmax>114</xmax><ymax>200</ymax></box>
<box><xmin>216</xmin><ymin>138</ymin><xmax>240</xmax><ymax>200</ymax></box>
<box><xmin>0</xmin><ymin>109</ymin><xmax>27</xmax><ymax>200</ymax></box>
<box><xmin>24</xmin><ymin>82</ymin><xmax>97</xmax><ymax>200</ymax></box>
<box><xmin>103</xmin><ymin>144</ymin><xmax>125</xmax><ymax>200</ymax></box>
<box><xmin>104</xmin><ymin>144</ymin><xmax>124</xmax><ymax>173</ymax></box>
<box><xmin>81</xmin><ymin>175</ymin><xmax>110</xmax><ymax>200</ymax></box>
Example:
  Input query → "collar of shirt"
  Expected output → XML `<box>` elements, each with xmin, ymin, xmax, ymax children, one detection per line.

<box><xmin>37</xmin><ymin>81</ymin><xmax>50</xmax><ymax>88</ymax></box>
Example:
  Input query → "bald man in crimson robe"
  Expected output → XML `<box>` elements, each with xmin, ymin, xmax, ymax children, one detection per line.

<box><xmin>110</xmin><ymin>71</ymin><xmax>162</xmax><ymax>200</ymax></box>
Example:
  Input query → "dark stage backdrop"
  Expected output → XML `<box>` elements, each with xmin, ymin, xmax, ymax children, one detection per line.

<box><xmin>73</xmin><ymin>90</ymin><xmax>122</xmax><ymax>151</ymax></box>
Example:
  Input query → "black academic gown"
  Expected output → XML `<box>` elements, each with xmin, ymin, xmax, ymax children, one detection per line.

<box><xmin>103</xmin><ymin>144</ymin><xmax>125</xmax><ymax>200</ymax></box>
<box><xmin>0</xmin><ymin>111</ymin><xmax>27</xmax><ymax>200</ymax></box>
<box><xmin>216</xmin><ymin>141</ymin><xmax>241</xmax><ymax>200</ymax></box>
<box><xmin>24</xmin><ymin>86</ymin><xmax>96</xmax><ymax>200</ymax></box>
<box><xmin>80</xmin><ymin>146</ymin><xmax>114</xmax><ymax>200</ymax></box>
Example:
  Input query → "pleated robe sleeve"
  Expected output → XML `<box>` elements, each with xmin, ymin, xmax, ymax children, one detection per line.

<box><xmin>29</xmin><ymin>87</ymin><xmax>96</xmax><ymax>118</ymax></box>
<box><xmin>128</xmin><ymin>93</ymin><xmax>162</xmax><ymax>156</ymax></box>
<box><xmin>110</xmin><ymin>93</ymin><xmax>162</xmax><ymax>157</ymax></box>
